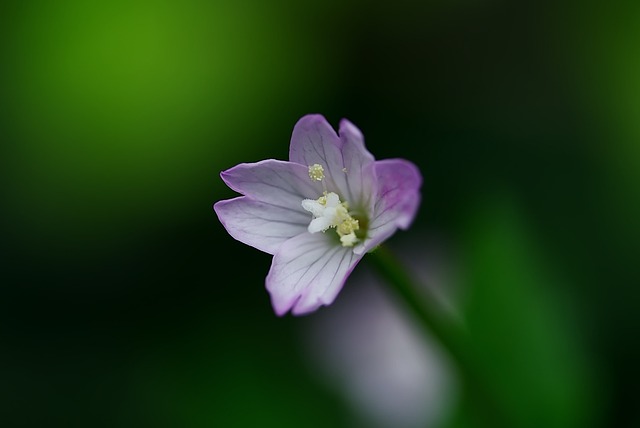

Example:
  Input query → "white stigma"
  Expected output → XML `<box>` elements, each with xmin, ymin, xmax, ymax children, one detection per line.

<box><xmin>302</xmin><ymin>191</ymin><xmax>360</xmax><ymax>247</ymax></box>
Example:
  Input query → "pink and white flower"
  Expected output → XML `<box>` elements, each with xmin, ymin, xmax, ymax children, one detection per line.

<box><xmin>214</xmin><ymin>114</ymin><xmax>422</xmax><ymax>315</ymax></box>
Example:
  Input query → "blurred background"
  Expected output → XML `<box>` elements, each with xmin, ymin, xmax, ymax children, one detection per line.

<box><xmin>1</xmin><ymin>0</ymin><xmax>638</xmax><ymax>427</ymax></box>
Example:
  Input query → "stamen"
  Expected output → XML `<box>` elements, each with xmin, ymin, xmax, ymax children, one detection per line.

<box><xmin>340</xmin><ymin>232</ymin><xmax>358</xmax><ymax>247</ymax></box>
<box><xmin>301</xmin><ymin>191</ymin><xmax>361</xmax><ymax>247</ymax></box>
<box><xmin>308</xmin><ymin>164</ymin><xmax>325</xmax><ymax>181</ymax></box>
<box><xmin>337</xmin><ymin>218</ymin><xmax>359</xmax><ymax>236</ymax></box>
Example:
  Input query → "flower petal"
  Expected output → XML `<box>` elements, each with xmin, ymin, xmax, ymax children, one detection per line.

<box><xmin>338</xmin><ymin>119</ymin><xmax>377</xmax><ymax>210</ymax></box>
<box><xmin>266</xmin><ymin>233</ymin><xmax>363</xmax><ymax>316</ymax></box>
<box><xmin>214</xmin><ymin>196</ymin><xmax>309</xmax><ymax>255</ymax></box>
<box><xmin>355</xmin><ymin>159</ymin><xmax>422</xmax><ymax>255</ymax></box>
<box><xmin>221</xmin><ymin>159</ymin><xmax>323</xmax><ymax>209</ymax></box>
<box><xmin>288</xmin><ymin>114</ymin><xmax>349</xmax><ymax>197</ymax></box>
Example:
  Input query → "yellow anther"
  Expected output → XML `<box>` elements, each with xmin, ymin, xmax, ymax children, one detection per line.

<box><xmin>301</xmin><ymin>190</ymin><xmax>361</xmax><ymax>247</ymax></box>
<box><xmin>340</xmin><ymin>232</ymin><xmax>358</xmax><ymax>247</ymax></box>
<box><xmin>337</xmin><ymin>218</ymin><xmax>359</xmax><ymax>236</ymax></box>
<box><xmin>308</xmin><ymin>164</ymin><xmax>325</xmax><ymax>181</ymax></box>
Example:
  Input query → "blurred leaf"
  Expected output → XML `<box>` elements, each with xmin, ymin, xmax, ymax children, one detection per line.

<box><xmin>447</xmin><ymin>196</ymin><xmax>601</xmax><ymax>428</ymax></box>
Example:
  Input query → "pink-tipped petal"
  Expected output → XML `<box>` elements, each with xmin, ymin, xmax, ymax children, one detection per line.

<box><xmin>266</xmin><ymin>233</ymin><xmax>363</xmax><ymax>316</ymax></box>
<box><xmin>338</xmin><ymin>119</ymin><xmax>377</xmax><ymax>210</ymax></box>
<box><xmin>288</xmin><ymin>114</ymin><xmax>349</xmax><ymax>196</ymax></box>
<box><xmin>214</xmin><ymin>197</ymin><xmax>309</xmax><ymax>255</ymax></box>
<box><xmin>359</xmin><ymin>159</ymin><xmax>422</xmax><ymax>253</ymax></box>
<box><xmin>221</xmin><ymin>160</ymin><xmax>323</xmax><ymax>209</ymax></box>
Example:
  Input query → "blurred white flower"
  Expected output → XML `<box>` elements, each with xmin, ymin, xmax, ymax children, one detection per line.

<box><xmin>302</xmin><ymin>240</ymin><xmax>459</xmax><ymax>428</ymax></box>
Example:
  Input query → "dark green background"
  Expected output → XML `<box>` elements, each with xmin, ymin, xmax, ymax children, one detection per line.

<box><xmin>1</xmin><ymin>0</ymin><xmax>638</xmax><ymax>427</ymax></box>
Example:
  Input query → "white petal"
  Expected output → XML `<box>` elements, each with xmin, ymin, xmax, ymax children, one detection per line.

<box><xmin>266</xmin><ymin>233</ymin><xmax>364</xmax><ymax>316</ymax></box>
<box><xmin>357</xmin><ymin>159</ymin><xmax>422</xmax><ymax>254</ymax></box>
<box><xmin>221</xmin><ymin>159</ymin><xmax>323</xmax><ymax>209</ymax></box>
<box><xmin>288</xmin><ymin>115</ymin><xmax>349</xmax><ymax>197</ymax></box>
<box><xmin>288</xmin><ymin>115</ymin><xmax>378</xmax><ymax>213</ymax></box>
<box><xmin>339</xmin><ymin>119</ymin><xmax>377</xmax><ymax>210</ymax></box>
<box><xmin>214</xmin><ymin>197</ymin><xmax>308</xmax><ymax>255</ymax></box>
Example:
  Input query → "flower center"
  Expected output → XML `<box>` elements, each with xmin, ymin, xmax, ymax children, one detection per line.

<box><xmin>302</xmin><ymin>191</ymin><xmax>360</xmax><ymax>247</ymax></box>
<box><xmin>303</xmin><ymin>163</ymin><xmax>365</xmax><ymax>246</ymax></box>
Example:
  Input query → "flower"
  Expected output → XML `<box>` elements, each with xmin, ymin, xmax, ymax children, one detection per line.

<box><xmin>213</xmin><ymin>114</ymin><xmax>422</xmax><ymax>315</ymax></box>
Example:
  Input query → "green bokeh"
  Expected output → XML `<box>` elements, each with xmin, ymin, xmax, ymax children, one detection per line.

<box><xmin>2</xmin><ymin>0</ymin><xmax>338</xmax><ymax>260</ymax></box>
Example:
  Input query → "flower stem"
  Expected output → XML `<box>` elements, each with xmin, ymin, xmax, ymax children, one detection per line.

<box><xmin>367</xmin><ymin>245</ymin><xmax>468</xmax><ymax>367</ymax></box>
<box><xmin>368</xmin><ymin>245</ymin><xmax>510</xmax><ymax>428</ymax></box>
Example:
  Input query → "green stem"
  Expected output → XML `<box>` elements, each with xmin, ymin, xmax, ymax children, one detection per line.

<box><xmin>367</xmin><ymin>245</ymin><xmax>468</xmax><ymax>368</ymax></box>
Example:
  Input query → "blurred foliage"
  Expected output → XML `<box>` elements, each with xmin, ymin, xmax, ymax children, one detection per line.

<box><xmin>448</xmin><ymin>197</ymin><xmax>601</xmax><ymax>428</ymax></box>
<box><xmin>0</xmin><ymin>0</ymin><xmax>638</xmax><ymax>427</ymax></box>
<box><xmin>0</xmin><ymin>0</ymin><xmax>338</xmax><ymax>260</ymax></box>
